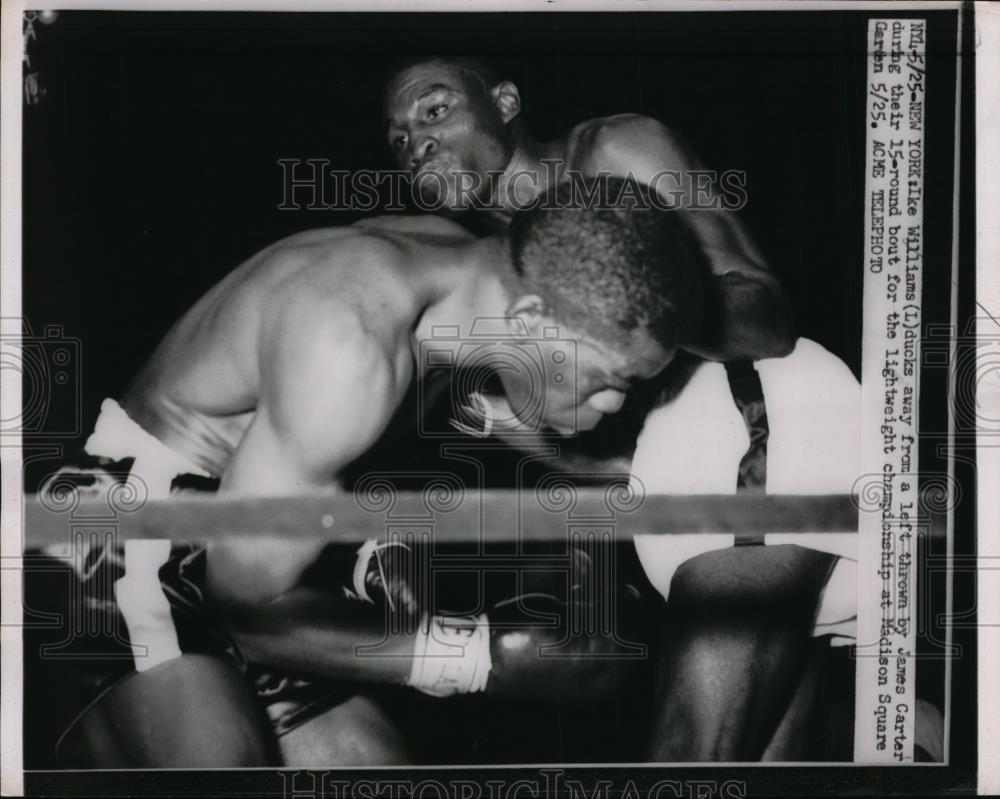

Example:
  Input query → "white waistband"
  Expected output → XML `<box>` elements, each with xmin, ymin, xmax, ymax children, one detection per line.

<box><xmin>85</xmin><ymin>398</ymin><xmax>211</xmax><ymax>500</ymax></box>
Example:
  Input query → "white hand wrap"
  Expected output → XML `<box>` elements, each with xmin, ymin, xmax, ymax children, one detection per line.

<box><xmin>407</xmin><ymin>613</ymin><xmax>492</xmax><ymax>697</ymax></box>
<box><xmin>448</xmin><ymin>392</ymin><xmax>495</xmax><ymax>439</ymax></box>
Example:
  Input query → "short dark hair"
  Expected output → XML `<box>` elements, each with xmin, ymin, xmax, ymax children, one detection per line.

<box><xmin>508</xmin><ymin>177</ymin><xmax>707</xmax><ymax>350</ymax></box>
<box><xmin>383</xmin><ymin>55</ymin><xmax>502</xmax><ymax>101</ymax></box>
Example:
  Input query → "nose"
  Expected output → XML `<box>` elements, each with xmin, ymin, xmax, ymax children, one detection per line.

<box><xmin>409</xmin><ymin>135</ymin><xmax>438</xmax><ymax>170</ymax></box>
<box><xmin>587</xmin><ymin>389</ymin><xmax>626</xmax><ymax>416</ymax></box>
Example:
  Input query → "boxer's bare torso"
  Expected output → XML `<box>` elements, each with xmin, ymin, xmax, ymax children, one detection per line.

<box><xmin>121</xmin><ymin>215</ymin><xmax>483</xmax><ymax>488</ymax></box>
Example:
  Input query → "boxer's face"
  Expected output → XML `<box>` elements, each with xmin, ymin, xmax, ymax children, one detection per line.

<box><xmin>384</xmin><ymin>62</ymin><xmax>513</xmax><ymax>209</ymax></box>
<box><xmin>499</xmin><ymin>325</ymin><xmax>673</xmax><ymax>435</ymax></box>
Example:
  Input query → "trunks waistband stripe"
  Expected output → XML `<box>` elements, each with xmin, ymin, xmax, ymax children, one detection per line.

<box><xmin>84</xmin><ymin>399</ymin><xmax>211</xmax><ymax>499</ymax></box>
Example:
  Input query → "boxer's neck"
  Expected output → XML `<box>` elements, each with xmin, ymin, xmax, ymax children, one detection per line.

<box><xmin>412</xmin><ymin>235</ymin><xmax>513</xmax><ymax>354</ymax></box>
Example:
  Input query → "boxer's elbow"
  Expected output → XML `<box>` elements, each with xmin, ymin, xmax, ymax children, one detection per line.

<box><xmin>692</xmin><ymin>271</ymin><xmax>795</xmax><ymax>361</ymax></box>
<box><xmin>204</xmin><ymin>537</ymin><xmax>328</xmax><ymax>619</ymax></box>
<box><xmin>742</xmin><ymin>278</ymin><xmax>796</xmax><ymax>359</ymax></box>
<box><xmin>734</xmin><ymin>281</ymin><xmax>795</xmax><ymax>360</ymax></box>
<box><xmin>206</xmin><ymin>576</ymin><xmax>299</xmax><ymax>663</ymax></box>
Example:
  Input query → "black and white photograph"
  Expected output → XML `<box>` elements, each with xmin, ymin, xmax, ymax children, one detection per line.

<box><xmin>0</xmin><ymin>1</ymin><xmax>993</xmax><ymax>796</ymax></box>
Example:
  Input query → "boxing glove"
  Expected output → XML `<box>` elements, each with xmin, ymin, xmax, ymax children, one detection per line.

<box><xmin>224</xmin><ymin>543</ymin><xmax>651</xmax><ymax>705</ymax></box>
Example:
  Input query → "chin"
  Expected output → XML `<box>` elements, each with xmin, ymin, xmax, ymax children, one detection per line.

<box><xmin>414</xmin><ymin>179</ymin><xmax>451</xmax><ymax>210</ymax></box>
<box><xmin>414</xmin><ymin>164</ymin><xmax>469</xmax><ymax>210</ymax></box>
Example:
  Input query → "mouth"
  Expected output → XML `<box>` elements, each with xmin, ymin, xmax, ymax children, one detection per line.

<box><xmin>413</xmin><ymin>155</ymin><xmax>452</xmax><ymax>180</ymax></box>
<box><xmin>411</xmin><ymin>160</ymin><xmax>457</xmax><ymax>204</ymax></box>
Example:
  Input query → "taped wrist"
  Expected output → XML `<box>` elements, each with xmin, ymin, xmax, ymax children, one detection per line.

<box><xmin>407</xmin><ymin>613</ymin><xmax>492</xmax><ymax>697</ymax></box>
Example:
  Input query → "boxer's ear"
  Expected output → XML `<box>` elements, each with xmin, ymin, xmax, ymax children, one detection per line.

<box><xmin>506</xmin><ymin>294</ymin><xmax>546</xmax><ymax>337</ymax></box>
<box><xmin>491</xmin><ymin>81</ymin><xmax>521</xmax><ymax>124</ymax></box>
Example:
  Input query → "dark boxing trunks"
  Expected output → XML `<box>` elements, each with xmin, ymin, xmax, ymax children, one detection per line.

<box><xmin>27</xmin><ymin>452</ymin><xmax>356</xmax><ymax>766</ymax></box>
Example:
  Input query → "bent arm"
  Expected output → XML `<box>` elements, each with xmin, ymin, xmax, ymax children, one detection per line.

<box><xmin>208</xmin><ymin>298</ymin><xmax>409</xmax><ymax>607</ymax></box>
<box><xmin>222</xmin><ymin>303</ymin><xmax>404</xmax><ymax>496</ymax></box>
<box><xmin>224</xmin><ymin>587</ymin><xmax>416</xmax><ymax>685</ymax></box>
<box><xmin>215</xmin><ymin>555</ymin><xmax>646</xmax><ymax>702</ymax></box>
<box><xmin>695</xmin><ymin>268</ymin><xmax>793</xmax><ymax>362</ymax></box>
<box><xmin>595</xmin><ymin>116</ymin><xmax>794</xmax><ymax>361</ymax></box>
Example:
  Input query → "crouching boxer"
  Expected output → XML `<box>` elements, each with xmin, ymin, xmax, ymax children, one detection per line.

<box><xmin>29</xmin><ymin>176</ymin><xmax>701</xmax><ymax>768</ymax></box>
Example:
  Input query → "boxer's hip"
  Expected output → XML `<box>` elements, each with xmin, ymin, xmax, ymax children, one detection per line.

<box><xmin>29</xmin><ymin>404</ymin><xmax>355</xmax><ymax>760</ymax></box>
<box><xmin>27</xmin><ymin>533</ymin><xmax>354</xmax><ymax>762</ymax></box>
<box><xmin>39</xmin><ymin>398</ymin><xmax>219</xmax><ymax>500</ymax></box>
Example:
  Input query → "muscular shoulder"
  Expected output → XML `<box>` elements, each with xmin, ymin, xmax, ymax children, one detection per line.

<box><xmin>274</xmin><ymin>224</ymin><xmax>409</xmax><ymax>261</ymax></box>
<box><xmin>275</xmin><ymin>226</ymin><xmax>415</xmax><ymax>286</ymax></box>
<box><xmin>569</xmin><ymin>114</ymin><xmax>697</xmax><ymax>178</ymax></box>
<box><xmin>263</xmin><ymin>233</ymin><xmax>409</xmax><ymax>331</ymax></box>
<box><xmin>352</xmin><ymin>213</ymin><xmax>475</xmax><ymax>240</ymax></box>
<box><xmin>252</xmin><ymin>226</ymin><xmax>408</xmax><ymax>286</ymax></box>
<box><xmin>257</xmin><ymin>283</ymin><xmax>412</xmax><ymax>421</ymax></box>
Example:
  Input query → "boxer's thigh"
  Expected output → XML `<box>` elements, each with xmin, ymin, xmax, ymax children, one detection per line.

<box><xmin>63</xmin><ymin>654</ymin><xmax>277</xmax><ymax>768</ymax></box>
<box><xmin>761</xmin><ymin>638</ymin><xmax>855</xmax><ymax>761</ymax></box>
<box><xmin>278</xmin><ymin>694</ymin><xmax>413</xmax><ymax>767</ymax></box>
<box><xmin>646</xmin><ymin>545</ymin><xmax>838</xmax><ymax>761</ymax></box>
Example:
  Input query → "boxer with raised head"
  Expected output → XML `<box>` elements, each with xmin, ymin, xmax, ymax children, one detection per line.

<box><xmin>383</xmin><ymin>56</ymin><xmax>793</xmax><ymax>363</ymax></box>
<box><xmin>31</xmin><ymin>177</ymin><xmax>700</xmax><ymax>768</ymax></box>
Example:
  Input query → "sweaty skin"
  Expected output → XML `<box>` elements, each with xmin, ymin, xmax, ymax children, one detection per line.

<box><xmin>123</xmin><ymin>215</ymin><xmax>670</xmax><ymax>495</ymax></box>
<box><xmin>122</xmin><ymin>215</ymin><xmax>482</xmax><ymax>494</ymax></box>
<box><xmin>122</xmin><ymin>215</ymin><xmax>492</xmax><ymax>611</ymax></box>
<box><xmin>385</xmin><ymin>63</ymin><xmax>793</xmax><ymax>361</ymax></box>
<box><xmin>93</xmin><ymin>210</ymin><xmax>675</xmax><ymax>768</ymax></box>
<box><xmin>120</xmin><ymin>212</ymin><xmax>670</xmax><ymax>605</ymax></box>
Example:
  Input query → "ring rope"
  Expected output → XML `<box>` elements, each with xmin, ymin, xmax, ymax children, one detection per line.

<box><xmin>17</xmin><ymin>491</ymin><xmax>918</xmax><ymax>548</ymax></box>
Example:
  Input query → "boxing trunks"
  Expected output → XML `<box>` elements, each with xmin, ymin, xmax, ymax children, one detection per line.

<box><xmin>26</xmin><ymin>400</ymin><xmax>365</xmax><ymax>764</ymax></box>
<box><xmin>631</xmin><ymin>338</ymin><xmax>860</xmax><ymax>642</ymax></box>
